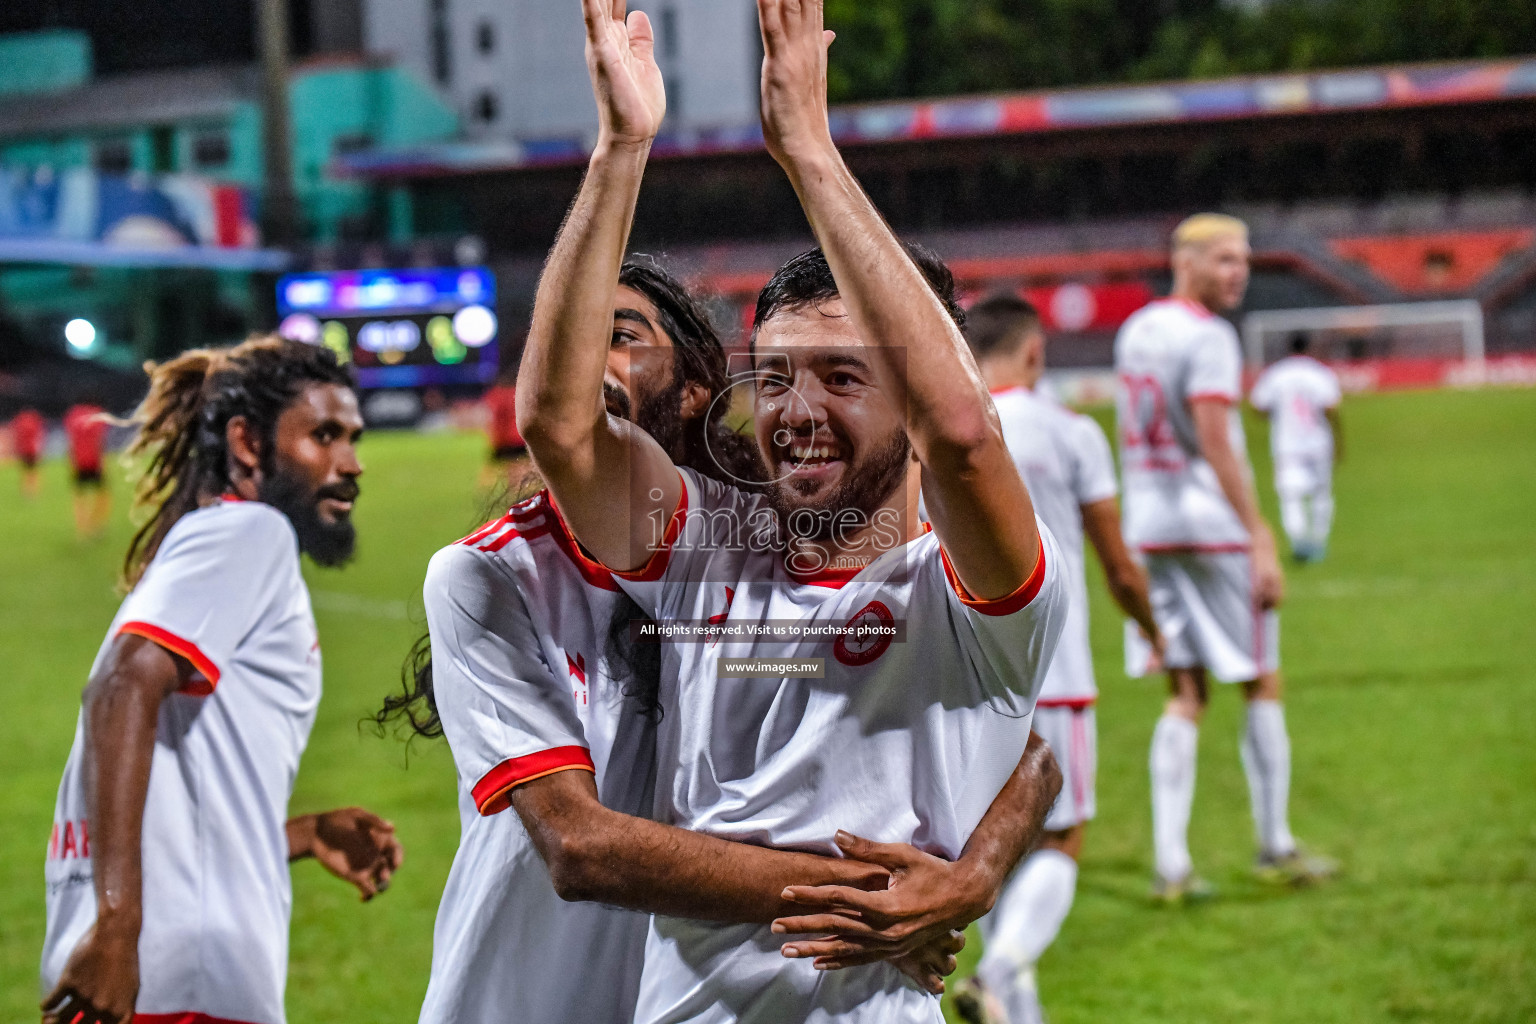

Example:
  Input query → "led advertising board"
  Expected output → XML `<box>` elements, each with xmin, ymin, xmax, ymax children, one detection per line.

<box><xmin>276</xmin><ymin>267</ymin><xmax>498</xmax><ymax>389</ymax></box>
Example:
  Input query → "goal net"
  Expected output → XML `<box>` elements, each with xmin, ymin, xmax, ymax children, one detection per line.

<box><xmin>1240</xmin><ymin>300</ymin><xmax>1485</xmax><ymax>368</ymax></box>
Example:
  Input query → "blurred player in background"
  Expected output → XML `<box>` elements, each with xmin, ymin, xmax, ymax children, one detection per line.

<box><xmin>381</xmin><ymin>260</ymin><xmax>1062</xmax><ymax>1021</ymax></box>
<box><xmin>481</xmin><ymin>366</ymin><xmax>530</xmax><ymax>491</ymax></box>
<box><xmin>11</xmin><ymin>407</ymin><xmax>45</xmax><ymax>499</ymax></box>
<box><xmin>1250</xmin><ymin>333</ymin><xmax>1343</xmax><ymax>563</ymax></box>
<box><xmin>64</xmin><ymin>400</ymin><xmax>111</xmax><ymax>540</ymax></box>
<box><xmin>955</xmin><ymin>295</ymin><xmax>1164</xmax><ymax>1024</ymax></box>
<box><xmin>1115</xmin><ymin>215</ymin><xmax>1335</xmax><ymax>902</ymax></box>
<box><xmin>41</xmin><ymin>337</ymin><xmax>403</xmax><ymax>1024</ymax></box>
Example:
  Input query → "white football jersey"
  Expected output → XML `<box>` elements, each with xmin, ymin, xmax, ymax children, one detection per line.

<box><xmin>42</xmin><ymin>500</ymin><xmax>322</xmax><ymax>1024</ymax></box>
<box><xmin>991</xmin><ymin>386</ymin><xmax>1118</xmax><ymax>704</ymax></box>
<box><xmin>1249</xmin><ymin>355</ymin><xmax>1341</xmax><ymax>461</ymax></box>
<box><xmin>611</xmin><ymin>469</ymin><xmax>1069</xmax><ymax>1024</ymax></box>
<box><xmin>1114</xmin><ymin>298</ymin><xmax>1252</xmax><ymax>551</ymax></box>
<box><xmin>418</xmin><ymin>491</ymin><xmax>654</xmax><ymax>1024</ymax></box>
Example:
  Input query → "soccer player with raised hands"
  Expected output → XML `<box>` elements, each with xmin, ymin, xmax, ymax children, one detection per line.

<box><xmin>515</xmin><ymin>1</ymin><xmax>1070</xmax><ymax>1019</ymax></box>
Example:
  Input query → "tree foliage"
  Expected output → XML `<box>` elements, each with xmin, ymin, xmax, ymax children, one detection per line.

<box><xmin>825</xmin><ymin>0</ymin><xmax>1536</xmax><ymax>102</ymax></box>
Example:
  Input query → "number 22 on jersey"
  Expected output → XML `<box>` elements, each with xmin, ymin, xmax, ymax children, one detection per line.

<box><xmin>1119</xmin><ymin>373</ymin><xmax>1183</xmax><ymax>471</ymax></box>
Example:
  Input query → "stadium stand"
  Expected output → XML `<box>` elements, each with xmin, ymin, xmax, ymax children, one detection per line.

<box><xmin>322</xmin><ymin>57</ymin><xmax>1536</xmax><ymax>385</ymax></box>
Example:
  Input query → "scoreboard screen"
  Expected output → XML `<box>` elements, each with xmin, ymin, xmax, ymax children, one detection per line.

<box><xmin>276</xmin><ymin>267</ymin><xmax>499</xmax><ymax>389</ymax></box>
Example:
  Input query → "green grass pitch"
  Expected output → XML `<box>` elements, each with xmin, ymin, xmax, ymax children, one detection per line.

<box><xmin>1</xmin><ymin>387</ymin><xmax>1532</xmax><ymax>1022</ymax></box>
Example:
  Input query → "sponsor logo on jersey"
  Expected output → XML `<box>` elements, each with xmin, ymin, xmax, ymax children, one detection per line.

<box><xmin>47</xmin><ymin>818</ymin><xmax>90</xmax><ymax>861</ymax></box>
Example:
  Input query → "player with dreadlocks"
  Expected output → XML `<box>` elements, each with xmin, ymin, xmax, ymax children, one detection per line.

<box><xmin>41</xmin><ymin>336</ymin><xmax>404</xmax><ymax>1024</ymax></box>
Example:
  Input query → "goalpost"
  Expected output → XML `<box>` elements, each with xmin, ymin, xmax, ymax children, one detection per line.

<box><xmin>1240</xmin><ymin>300</ymin><xmax>1485</xmax><ymax>368</ymax></box>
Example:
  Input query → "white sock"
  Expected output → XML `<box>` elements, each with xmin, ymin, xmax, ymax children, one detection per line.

<box><xmin>1311</xmin><ymin>488</ymin><xmax>1334</xmax><ymax>549</ymax></box>
<box><xmin>1240</xmin><ymin>699</ymin><xmax>1296</xmax><ymax>858</ymax></box>
<box><xmin>977</xmin><ymin>848</ymin><xmax>1079</xmax><ymax>983</ymax></box>
<box><xmin>1280</xmin><ymin>492</ymin><xmax>1308</xmax><ymax>553</ymax></box>
<box><xmin>1150</xmin><ymin>714</ymin><xmax>1199</xmax><ymax>883</ymax></box>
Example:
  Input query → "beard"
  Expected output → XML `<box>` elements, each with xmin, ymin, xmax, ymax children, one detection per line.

<box><xmin>765</xmin><ymin>427</ymin><xmax>912</xmax><ymax>542</ymax></box>
<box><xmin>258</xmin><ymin>464</ymin><xmax>359</xmax><ymax>568</ymax></box>
<box><xmin>607</xmin><ymin>377</ymin><xmax>686</xmax><ymax>461</ymax></box>
<box><xmin>634</xmin><ymin>378</ymin><xmax>685</xmax><ymax>460</ymax></box>
<box><xmin>603</xmin><ymin>382</ymin><xmax>632</xmax><ymax>420</ymax></box>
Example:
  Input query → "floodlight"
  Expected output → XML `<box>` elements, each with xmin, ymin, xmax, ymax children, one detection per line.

<box><xmin>65</xmin><ymin>318</ymin><xmax>96</xmax><ymax>352</ymax></box>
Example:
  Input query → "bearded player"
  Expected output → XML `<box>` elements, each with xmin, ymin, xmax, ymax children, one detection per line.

<box><xmin>517</xmin><ymin>2</ymin><xmax>1069</xmax><ymax>1020</ymax></box>
<box><xmin>383</xmin><ymin>257</ymin><xmax>1064</xmax><ymax>1020</ymax></box>
<box><xmin>41</xmin><ymin>337</ymin><xmax>403</xmax><ymax>1024</ymax></box>
<box><xmin>954</xmin><ymin>295</ymin><xmax>1164</xmax><ymax>1024</ymax></box>
<box><xmin>1249</xmin><ymin>333</ymin><xmax>1343</xmax><ymax>563</ymax></box>
<box><xmin>1115</xmin><ymin>215</ymin><xmax>1336</xmax><ymax>900</ymax></box>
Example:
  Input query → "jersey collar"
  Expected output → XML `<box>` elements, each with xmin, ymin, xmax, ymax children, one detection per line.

<box><xmin>783</xmin><ymin>523</ymin><xmax>933</xmax><ymax>589</ymax></box>
<box><xmin>1165</xmin><ymin>296</ymin><xmax>1214</xmax><ymax>319</ymax></box>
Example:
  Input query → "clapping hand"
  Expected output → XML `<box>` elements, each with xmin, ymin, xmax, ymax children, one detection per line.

<box><xmin>757</xmin><ymin>0</ymin><xmax>837</xmax><ymax>168</ymax></box>
<box><xmin>583</xmin><ymin>0</ymin><xmax>667</xmax><ymax>148</ymax></box>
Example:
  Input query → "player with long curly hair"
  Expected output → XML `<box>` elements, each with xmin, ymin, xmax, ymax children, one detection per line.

<box><xmin>42</xmin><ymin>336</ymin><xmax>403</xmax><ymax>1024</ymax></box>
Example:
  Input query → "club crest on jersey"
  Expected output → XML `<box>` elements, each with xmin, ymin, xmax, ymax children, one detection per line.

<box><xmin>834</xmin><ymin>601</ymin><xmax>895</xmax><ymax>667</ymax></box>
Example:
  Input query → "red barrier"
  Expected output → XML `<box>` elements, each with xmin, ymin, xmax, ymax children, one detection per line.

<box><xmin>1330</xmin><ymin>356</ymin><xmax>1536</xmax><ymax>393</ymax></box>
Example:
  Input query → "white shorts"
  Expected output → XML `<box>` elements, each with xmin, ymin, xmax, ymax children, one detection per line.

<box><xmin>1126</xmin><ymin>550</ymin><xmax>1280</xmax><ymax>683</ymax></box>
<box><xmin>1275</xmin><ymin>454</ymin><xmax>1333</xmax><ymax>497</ymax></box>
<box><xmin>1032</xmin><ymin>703</ymin><xmax>1096</xmax><ymax>832</ymax></box>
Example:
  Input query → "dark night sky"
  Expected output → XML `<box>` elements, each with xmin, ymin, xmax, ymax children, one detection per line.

<box><xmin>0</xmin><ymin>0</ymin><xmax>323</xmax><ymax>74</ymax></box>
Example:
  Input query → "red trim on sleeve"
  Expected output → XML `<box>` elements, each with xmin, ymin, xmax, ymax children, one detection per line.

<box><xmin>940</xmin><ymin>535</ymin><xmax>1048</xmax><ymax>617</ymax></box>
<box><xmin>117</xmin><ymin>621</ymin><xmax>220</xmax><ymax>696</ymax></box>
<box><xmin>609</xmin><ymin>472</ymin><xmax>689</xmax><ymax>583</ymax></box>
<box><xmin>1187</xmin><ymin>391</ymin><xmax>1237</xmax><ymax>405</ymax></box>
<box><xmin>1036</xmin><ymin>696</ymin><xmax>1098</xmax><ymax>710</ymax></box>
<box><xmin>473</xmin><ymin>746</ymin><xmax>595</xmax><ymax>815</ymax></box>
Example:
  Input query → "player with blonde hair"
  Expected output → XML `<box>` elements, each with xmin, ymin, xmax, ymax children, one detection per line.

<box><xmin>1116</xmin><ymin>215</ymin><xmax>1335</xmax><ymax>901</ymax></box>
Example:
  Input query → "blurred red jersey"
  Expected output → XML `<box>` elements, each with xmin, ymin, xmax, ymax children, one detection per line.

<box><xmin>484</xmin><ymin>386</ymin><xmax>523</xmax><ymax>452</ymax></box>
<box><xmin>64</xmin><ymin>405</ymin><xmax>108</xmax><ymax>473</ymax></box>
<box><xmin>12</xmin><ymin>410</ymin><xmax>45</xmax><ymax>461</ymax></box>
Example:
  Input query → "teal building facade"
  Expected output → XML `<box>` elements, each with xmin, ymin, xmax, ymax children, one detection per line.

<box><xmin>0</xmin><ymin>29</ymin><xmax>458</xmax><ymax>370</ymax></box>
